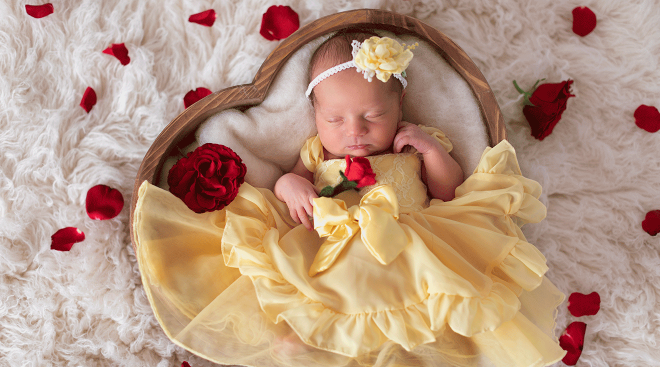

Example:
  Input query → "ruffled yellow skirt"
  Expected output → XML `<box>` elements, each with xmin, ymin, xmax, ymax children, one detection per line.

<box><xmin>133</xmin><ymin>141</ymin><xmax>566</xmax><ymax>367</ymax></box>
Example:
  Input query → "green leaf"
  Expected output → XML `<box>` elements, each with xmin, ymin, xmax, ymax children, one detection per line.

<box><xmin>343</xmin><ymin>180</ymin><xmax>358</xmax><ymax>190</ymax></box>
<box><xmin>319</xmin><ymin>185</ymin><xmax>334</xmax><ymax>197</ymax></box>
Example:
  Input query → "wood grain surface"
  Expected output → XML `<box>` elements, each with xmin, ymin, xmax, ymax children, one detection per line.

<box><xmin>129</xmin><ymin>9</ymin><xmax>505</xmax><ymax>252</ymax></box>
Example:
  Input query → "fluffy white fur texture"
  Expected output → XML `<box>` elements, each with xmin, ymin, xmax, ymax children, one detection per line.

<box><xmin>1</xmin><ymin>0</ymin><xmax>659</xmax><ymax>366</ymax></box>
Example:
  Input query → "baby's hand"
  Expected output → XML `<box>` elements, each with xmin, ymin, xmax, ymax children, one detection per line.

<box><xmin>393</xmin><ymin>121</ymin><xmax>441</xmax><ymax>155</ymax></box>
<box><xmin>275</xmin><ymin>173</ymin><xmax>318</xmax><ymax>231</ymax></box>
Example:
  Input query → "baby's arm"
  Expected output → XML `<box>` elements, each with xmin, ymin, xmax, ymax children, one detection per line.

<box><xmin>393</xmin><ymin>121</ymin><xmax>463</xmax><ymax>201</ymax></box>
<box><xmin>274</xmin><ymin>157</ymin><xmax>318</xmax><ymax>230</ymax></box>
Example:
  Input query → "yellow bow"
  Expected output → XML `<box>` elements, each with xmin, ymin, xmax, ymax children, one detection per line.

<box><xmin>309</xmin><ymin>185</ymin><xmax>409</xmax><ymax>277</ymax></box>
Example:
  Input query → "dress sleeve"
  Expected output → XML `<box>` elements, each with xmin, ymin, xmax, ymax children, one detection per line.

<box><xmin>418</xmin><ymin>124</ymin><xmax>453</xmax><ymax>153</ymax></box>
<box><xmin>300</xmin><ymin>135</ymin><xmax>324</xmax><ymax>172</ymax></box>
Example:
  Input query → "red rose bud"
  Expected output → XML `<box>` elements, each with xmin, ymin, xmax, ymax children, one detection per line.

<box><xmin>260</xmin><ymin>5</ymin><xmax>300</xmax><ymax>41</ymax></box>
<box><xmin>102</xmin><ymin>43</ymin><xmax>130</xmax><ymax>65</ymax></box>
<box><xmin>167</xmin><ymin>143</ymin><xmax>247</xmax><ymax>213</ymax></box>
<box><xmin>345</xmin><ymin>155</ymin><xmax>377</xmax><ymax>188</ymax></box>
<box><xmin>634</xmin><ymin>104</ymin><xmax>660</xmax><ymax>133</ymax></box>
<box><xmin>572</xmin><ymin>6</ymin><xmax>597</xmax><ymax>37</ymax></box>
<box><xmin>642</xmin><ymin>210</ymin><xmax>660</xmax><ymax>236</ymax></box>
<box><xmin>51</xmin><ymin>227</ymin><xmax>85</xmax><ymax>251</ymax></box>
<box><xmin>181</xmin><ymin>362</ymin><xmax>191</xmax><ymax>367</ymax></box>
<box><xmin>568</xmin><ymin>292</ymin><xmax>601</xmax><ymax>317</ymax></box>
<box><xmin>516</xmin><ymin>79</ymin><xmax>575</xmax><ymax>141</ymax></box>
<box><xmin>86</xmin><ymin>184</ymin><xmax>125</xmax><ymax>220</ymax></box>
<box><xmin>26</xmin><ymin>3</ymin><xmax>54</xmax><ymax>18</ymax></box>
<box><xmin>189</xmin><ymin>9</ymin><xmax>216</xmax><ymax>27</ymax></box>
<box><xmin>559</xmin><ymin>322</ymin><xmax>587</xmax><ymax>366</ymax></box>
<box><xmin>184</xmin><ymin>88</ymin><xmax>212</xmax><ymax>109</ymax></box>
<box><xmin>80</xmin><ymin>86</ymin><xmax>97</xmax><ymax>113</ymax></box>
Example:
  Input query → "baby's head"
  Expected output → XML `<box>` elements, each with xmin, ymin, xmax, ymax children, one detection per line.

<box><xmin>307</xmin><ymin>30</ymin><xmax>413</xmax><ymax>159</ymax></box>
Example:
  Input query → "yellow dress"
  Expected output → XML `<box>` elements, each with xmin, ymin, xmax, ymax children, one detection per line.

<box><xmin>133</xmin><ymin>127</ymin><xmax>566</xmax><ymax>367</ymax></box>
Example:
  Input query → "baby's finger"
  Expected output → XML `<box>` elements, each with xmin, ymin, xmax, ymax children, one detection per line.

<box><xmin>303</xmin><ymin>200</ymin><xmax>314</xmax><ymax>218</ymax></box>
<box><xmin>290</xmin><ymin>208</ymin><xmax>301</xmax><ymax>224</ymax></box>
<box><xmin>393</xmin><ymin>134</ymin><xmax>410</xmax><ymax>153</ymax></box>
<box><xmin>299</xmin><ymin>211</ymin><xmax>313</xmax><ymax>231</ymax></box>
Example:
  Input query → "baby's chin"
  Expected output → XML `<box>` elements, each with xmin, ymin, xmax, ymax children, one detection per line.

<box><xmin>333</xmin><ymin>145</ymin><xmax>394</xmax><ymax>158</ymax></box>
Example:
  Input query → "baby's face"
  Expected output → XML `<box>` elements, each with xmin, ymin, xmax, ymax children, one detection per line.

<box><xmin>313</xmin><ymin>68</ymin><xmax>402</xmax><ymax>159</ymax></box>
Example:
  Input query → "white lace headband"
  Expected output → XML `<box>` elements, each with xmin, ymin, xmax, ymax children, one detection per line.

<box><xmin>306</xmin><ymin>36</ymin><xmax>417</xmax><ymax>98</ymax></box>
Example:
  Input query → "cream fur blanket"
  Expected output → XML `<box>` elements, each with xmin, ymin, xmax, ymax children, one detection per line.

<box><xmin>1</xmin><ymin>0</ymin><xmax>659</xmax><ymax>366</ymax></box>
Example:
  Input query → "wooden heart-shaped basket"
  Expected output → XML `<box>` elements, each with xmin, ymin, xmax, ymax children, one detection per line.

<box><xmin>129</xmin><ymin>9</ymin><xmax>505</xmax><ymax>252</ymax></box>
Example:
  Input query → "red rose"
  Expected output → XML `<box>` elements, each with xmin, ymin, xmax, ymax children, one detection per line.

<box><xmin>319</xmin><ymin>156</ymin><xmax>378</xmax><ymax>197</ymax></box>
<box><xmin>515</xmin><ymin>79</ymin><xmax>575</xmax><ymax>140</ymax></box>
<box><xmin>167</xmin><ymin>143</ymin><xmax>247</xmax><ymax>213</ymax></box>
<box><xmin>259</xmin><ymin>5</ymin><xmax>299</xmax><ymax>41</ymax></box>
<box><xmin>345</xmin><ymin>155</ymin><xmax>377</xmax><ymax>188</ymax></box>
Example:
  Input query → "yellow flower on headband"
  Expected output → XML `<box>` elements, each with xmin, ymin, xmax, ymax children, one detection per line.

<box><xmin>353</xmin><ymin>36</ymin><xmax>416</xmax><ymax>83</ymax></box>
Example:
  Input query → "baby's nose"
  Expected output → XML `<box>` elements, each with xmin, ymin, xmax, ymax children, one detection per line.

<box><xmin>346</xmin><ymin>118</ymin><xmax>368</xmax><ymax>136</ymax></box>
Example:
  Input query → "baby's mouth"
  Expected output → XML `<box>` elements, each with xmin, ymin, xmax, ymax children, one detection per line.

<box><xmin>346</xmin><ymin>144</ymin><xmax>369</xmax><ymax>150</ymax></box>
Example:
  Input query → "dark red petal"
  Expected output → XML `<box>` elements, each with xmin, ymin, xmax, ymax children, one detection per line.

<box><xmin>568</xmin><ymin>292</ymin><xmax>601</xmax><ymax>317</ymax></box>
<box><xmin>51</xmin><ymin>227</ymin><xmax>85</xmax><ymax>251</ymax></box>
<box><xmin>634</xmin><ymin>105</ymin><xmax>660</xmax><ymax>133</ymax></box>
<box><xmin>102</xmin><ymin>43</ymin><xmax>131</xmax><ymax>65</ymax></box>
<box><xmin>189</xmin><ymin>9</ymin><xmax>216</xmax><ymax>27</ymax></box>
<box><xmin>86</xmin><ymin>184</ymin><xmax>125</xmax><ymax>220</ymax></box>
<box><xmin>357</xmin><ymin>175</ymin><xmax>377</xmax><ymax>188</ymax></box>
<box><xmin>80</xmin><ymin>87</ymin><xmax>97</xmax><ymax>113</ymax></box>
<box><xmin>259</xmin><ymin>5</ymin><xmax>300</xmax><ymax>41</ymax></box>
<box><xmin>184</xmin><ymin>88</ymin><xmax>212</xmax><ymax>109</ymax></box>
<box><xmin>559</xmin><ymin>322</ymin><xmax>587</xmax><ymax>366</ymax></box>
<box><xmin>182</xmin><ymin>362</ymin><xmax>191</xmax><ymax>367</ymax></box>
<box><xmin>572</xmin><ymin>6</ymin><xmax>597</xmax><ymax>37</ymax></box>
<box><xmin>642</xmin><ymin>210</ymin><xmax>660</xmax><ymax>236</ymax></box>
<box><xmin>529</xmin><ymin>80</ymin><xmax>574</xmax><ymax>105</ymax></box>
<box><xmin>26</xmin><ymin>3</ymin><xmax>54</xmax><ymax>18</ymax></box>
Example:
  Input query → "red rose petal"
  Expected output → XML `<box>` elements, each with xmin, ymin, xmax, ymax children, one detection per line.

<box><xmin>102</xmin><ymin>43</ymin><xmax>131</xmax><ymax>65</ymax></box>
<box><xmin>634</xmin><ymin>105</ymin><xmax>660</xmax><ymax>133</ymax></box>
<box><xmin>80</xmin><ymin>87</ymin><xmax>97</xmax><ymax>113</ymax></box>
<box><xmin>572</xmin><ymin>6</ymin><xmax>597</xmax><ymax>37</ymax></box>
<box><xmin>183</xmin><ymin>88</ymin><xmax>212</xmax><ymax>109</ymax></box>
<box><xmin>642</xmin><ymin>210</ymin><xmax>660</xmax><ymax>236</ymax></box>
<box><xmin>189</xmin><ymin>9</ymin><xmax>216</xmax><ymax>27</ymax></box>
<box><xmin>568</xmin><ymin>292</ymin><xmax>601</xmax><ymax>317</ymax></box>
<box><xmin>182</xmin><ymin>362</ymin><xmax>191</xmax><ymax>367</ymax></box>
<box><xmin>86</xmin><ymin>184</ymin><xmax>125</xmax><ymax>220</ymax></box>
<box><xmin>260</xmin><ymin>5</ymin><xmax>300</xmax><ymax>41</ymax></box>
<box><xmin>522</xmin><ymin>80</ymin><xmax>574</xmax><ymax>140</ymax></box>
<box><xmin>51</xmin><ymin>227</ymin><xmax>85</xmax><ymax>251</ymax></box>
<box><xmin>26</xmin><ymin>3</ymin><xmax>54</xmax><ymax>18</ymax></box>
<box><xmin>559</xmin><ymin>321</ymin><xmax>587</xmax><ymax>366</ymax></box>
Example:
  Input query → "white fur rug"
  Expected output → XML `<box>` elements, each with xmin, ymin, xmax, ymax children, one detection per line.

<box><xmin>1</xmin><ymin>0</ymin><xmax>659</xmax><ymax>366</ymax></box>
